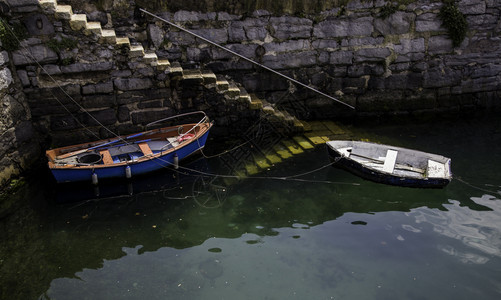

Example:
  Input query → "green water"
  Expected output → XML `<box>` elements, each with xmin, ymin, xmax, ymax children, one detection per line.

<box><xmin>1</xmin><ymin>117</ymin><xmax>501</xmax><ymax>300</ymax></box>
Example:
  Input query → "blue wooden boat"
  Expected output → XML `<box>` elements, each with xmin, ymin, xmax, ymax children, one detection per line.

<box><xmin>326</xmin><ymin>140</ymin><xmax>452</xmax><ymax>188</ymax></box>
<box><xmin>46</xmin><ymin>112</ymin><xmax>213</xmax><ymax>183</ymax></box>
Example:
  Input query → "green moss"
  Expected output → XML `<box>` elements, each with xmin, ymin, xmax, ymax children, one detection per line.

<box><xmin>46</xmin><ymin>37</ymin><xmax>78</xmax><ymax>52</ymax></box>
<box><xmin>378</xmin><ymin>3</ymin><xmax>398</xmax><ymax>19</ymax></box>
<box><xmin>0</xmin><ymin>18</ymin><xmax>27</xmax><ymax>51</ymax></box>
<box><xmin>438</xmin><ymin>0</ymin><xmax>468</xmax><ymax>47</ymax></box>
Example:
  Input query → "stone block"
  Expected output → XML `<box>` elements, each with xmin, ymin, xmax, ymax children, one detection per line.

<box><xmin>428</xmin><ymin>35</ymin><xmax>453</xmax><ymax>54</ymax></box>
<box><xmin>374</xmin><ymin>12</ymin><xmax>415</xmax><ymax>35</ymax></box>
<box><xmin>459</xmin><ymin>0</ymin><xmax>486</xmax><ymax>14</ymax></box>
<box><xmin>17</xmin><ymin>70</ymin><xmax>30</xmax><ymax>87</ymax></box>
<box><xmin>354</xmin><ymin>48</ymin><xmax>391</xmax><ymax>63</ymax></box>
<box><xmin>41</xmin><ymin>64</ymin><xmax>62</xmax><ymax>75</ymax></box>
<box><xmin>12</xmin><ymin>45</ymin><xmax>58</xmax><ymax>66</ymax></box>
<box><xmin>131</xmin><ymin>108</ymin><xmax>173</xmax><ymax>125</ymax></box>
<box><xmin>314</xmin><ymin>17</ymin><xmax>373</xmax><ymax>38</ymax></box>
<box><xmin>23</xmin><ymin>14</ymin><xmax>55</xmax><ymax>36</ymax></box>
<box><xmin>54</xmin><ymin>5</ymin><xmax>73</xmax><ymax>20</ymax></box>
<box><xmin>99</xmin><ymin>29</ymin><xmax>117</xmax><ymax>44</ymax></box>
<box><xmin>84</xmin><ymin>22</ymin><xmax>102</xmax><ymax>36</ymax></box>
<box><xmin>83</xmin><ymin>108</ymin><xmax>117</xmax><ymax>126</ymax></box>
<box><xmin>241</xmin><ymin>19</ymin><xmax>268</xmax><ymax>40</ymax></box>
<box><xmin>190</xmin><ymin>28</ymin><xmax>228</xmax><ymax>44</ymax></box>
<box><xmin>82</xmin><ymin>94</ymin><xmax>114</xmax><ymax>108</ymax></box>
<box><xmin>114</xmin><ymin>78</ymin><xmax>153</xmax><ymax>91</ymax></box>
<box><xmin>61</xmin><ymin>62</ymin><xmax>113</xmax><ymax>74</ymax></box>
<box><xmin>415</xmin><ymin>13</ymin><xmax>443</xmax><ymax>32</ymax></box>
<box><xmin>70</xmin><ymin>14</ymin><xmax>87</xmax><ymax>31</ymax></box>
<box><xmin>0</xmin><ymin>68</ymin><xmax>13</xmax><ymax>90</ymax></box>
<box><xmin>262</xmin><ymin>51</ymin><xmax>317</xmax><ymax>69</ymax></box>
<box><xmin>269</xmin><ymin>16</ymin><xmax>312</xmax><ymax>40</ymax></box>
<box><xmin>228</xmin><ymin>22</ymin><xmax>246</xmax><ymax>42</ymax></box>
<box><xmin>147</xmin><ymin>24</ymin><xmax>164</xmax><ymax>48</ymax></box>
<box><xmin>264</xmin><ymin>40</ymin><xmax>311</xmax><ymax>53</ymax></box>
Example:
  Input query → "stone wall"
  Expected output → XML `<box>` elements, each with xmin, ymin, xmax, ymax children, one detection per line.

<box><xmin>139</xmin><ymin>0</ymin><xmax>501</xmax><ymax>118</ymax></box>
<box><xmin>1</xmin><ymin>0</ymin><xmax>501</xmax><ymax>185</ymax></box>
<box><xmin>0</xmin><ymin>49</ymin><xmax>39</xmax><ymax>187</ymax></box>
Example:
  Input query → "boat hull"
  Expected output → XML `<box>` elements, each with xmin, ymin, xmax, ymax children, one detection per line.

<box><xmin>327</xmin><ymin>141</ymin><xmax>452</xmax><ymax>188</ymax></box>
<box><xmin>50</xmin><ymin>127</ymin><xmax>210</xmax><ymax>183</ymax></box>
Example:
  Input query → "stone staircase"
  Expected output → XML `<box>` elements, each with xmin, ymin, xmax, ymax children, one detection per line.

<box><xmin>36</xmin><ymin>0</ymin><xmax>351</xmax><ymax>178</ymax></box>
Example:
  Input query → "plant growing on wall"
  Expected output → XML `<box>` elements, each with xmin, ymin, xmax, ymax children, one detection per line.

<box><xmin>0</xmin><ymin>18</ymin><xmax>27</xmax><ymax>51</ymax></box>
<box><xmin>438</xmin><ymin>0</ymin><xmax>468</xmax><ymax>47</ymax></box>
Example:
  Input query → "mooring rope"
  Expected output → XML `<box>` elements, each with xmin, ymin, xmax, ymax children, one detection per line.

<box><xmin>1</xmin><ymin>19</ymin><xmax>128</xmax><ymax>144</ymax></box>
<box><xmin>454</xmin><ymin>177</ymin><xmax>501</xmax><ymax>195</ymax></box>
<box><xmin>139</xmin><ymin>8</ymin><xmax>355</xmax><ymax>110</ymax></box>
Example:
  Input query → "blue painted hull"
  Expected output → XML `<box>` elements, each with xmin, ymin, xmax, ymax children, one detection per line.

<box><xmin>51</xmin><ymin>130</ymin><xmax>210</xmax><ymax>183</ymax></box>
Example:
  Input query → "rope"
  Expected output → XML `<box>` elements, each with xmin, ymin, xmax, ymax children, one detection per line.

<box><xmin>454</xmin><ymin>177</ymin><xmax>501</xmax><ymax>195</ymax></box>
<box><xmin>2</xmin><ymin>19</ymin><xmax>126</xmax><ymax>144</ymax></box>
<box><xmin>139</xmin><ymin>8</ymin><xmax>355</xmax><ymax>110</ymax></box>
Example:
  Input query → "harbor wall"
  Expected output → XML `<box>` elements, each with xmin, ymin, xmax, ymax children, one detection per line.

<box><xmin>1</xmin><ymin>0</ymin><xmax>500</xmax><ymax>186</ymax></box>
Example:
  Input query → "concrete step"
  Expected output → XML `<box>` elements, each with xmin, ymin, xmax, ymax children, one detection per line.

<box><xmin>129</xmin><ymin>44</ymin><xmax>145</xmax><ymax>58</ymax></box>
<box><xmin>156</xmin><ymin>59</ymin><xmax>171</xmax><ymax>71</ymax></box>
<box><xmin>226</xmin><ymin>82</ymin><xmax>241</xmax><ymax>98</ymax></box>
<box><xmin>215</xmin><ymin>75</ymin><xmax>229</xmax><ymax>92</ymax></box>
<box><xmin>55</xmin><ymin>5</ymin><xmax>72</xmax><ymax>20</ymax></box>
<box><xmin>144</xmin><ymin>52</ymin><xmax>158</xmax><ymax>65</ymax></box>
<box><xmin>99</xmin><ymin>29</ymin><xmax>116</xmax><ymax>44</ymax></box>
<box><xmin>39</xmin><ymin>0</ymin><xmax>57</xmax><ymax>13</ymax></box>
<box><xmin>201</xmin><ymin>70</ymin><xmax>217</xmax><ymax>84</ymax></box>
<box><xmin>169</xmin><ymin>61</ymin><xmax>183</xmax><ymax>78</ymax></box>
<box><xmin>115</xmin><ymin>37</ymin><xmax>131</xmax><ymax>48</ymax></box>
<box><xmin>84</xmin><ymin>21</ymin><xmax>102</xmax><ymax>36</ymax></box>
<box><xmin>249</xmin><ymin>94</ymin><xmax>263</xmax><ymax>110</ymax></box>
<box><xmin>69</xmin><ymin>14</ymin><xmax>87</xmax><ymax>31</ymax></box>
<box><xmin>182</xmin><ymin>69</ymin><xmax>204</xmax><ymax>84</ymax></box>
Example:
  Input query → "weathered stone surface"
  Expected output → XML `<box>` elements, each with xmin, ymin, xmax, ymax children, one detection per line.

<box><xmin>148</xmin><ymin>24</ymin><xmax>165</xmax><ymax>48</ymax></box>
<box><xmin>269</xmin><ymin>16</ymin><xmax>312</xmax><ymax>40</ymax></box>
<box><xmin>0</xmin><ymin>68</ymin><xmax>13</xmax><ymax>90</ymax></box>
<box><xmin>242</xmin><ymin>18</ymin><xmax>268</xmax><ymax>40</ymax></box>
<box><xmin>314</xmin><ymin>17</ymin><xmax>373</xmax><ymax>38</ymax></box>
<box><xmin>12</xmin><ymin>44</ymin><xmax>58</xmax><ymax>66</ymax></box>
<box><xmin>354</xmin><ymin>48</ymin><xmax>391</xmax><ymax>62</ymax></box>
<box><xmin>374</xmin><ymin>12</ymin><xmax>415</xmax><ymax>35</ymax></box>
<box><xmin>459</xmin><ymin>0</ymin><xmax>486</xmax><ymax>14</ymax></box>
<box><xmin>264</xmin><ymin>40</ymin><xmax>310</xmax><ymax>53</ymax></box>
<box><xmin>262</xmin><ymin>51</ymin><xmax>317</xmax><ymax>69</ymax></box>
<box><xmin>428</xmin><ymin>35</ymin><xmax>454</xmax><ymax>54</ymax></box>
<box><xmin>394</xmin><ymin>38</ymin><xmax>426</xmax><ymax>62</ymax></box>
<box><xmin>340</xmin><ymin>37</ymin><xmax>384</xmax><ymax>47</ymax></box>
<box><xmin>415</xmin><ymin>13</ymin><xmax>443</xmax><ymax>32</ymax></box>
<box><xmin>330</xmin><ymin>51</ymin><xmax>353</xmax><ymax>65</ymax></box>
<box><xmin>114</xmin><ymin>78</ymin><xmax>153</xmax><ymax>91</ymax></box>
<box><xmin>17</xmin><ymin>70</ymin><xmax>30</xmax><ymax>87</ymax></box>
<box><xmin>131</xmin><ymin>108</ymin><xmax>173</xmax><ymax>125</ymax></box>
<box><xmin>23</xmin><ymin>13</ymin><xmax>54</xmax><ymax>36</ymax></box>
<box><xmin>61</xmin><ymin>62</ymin><xmax>113</xmax><ymax>74</ymax></box>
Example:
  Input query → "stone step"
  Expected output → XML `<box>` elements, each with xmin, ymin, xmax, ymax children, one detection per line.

<box><xmin>39</xmin><ymin>0</ymin><xmax>57</xmax><ymax>13</ymax></box>
<box><xmin>226</xmin><ymin>82</ymin><xmax>241</xmax><ymax>98</ymax></box>
<box><xmin>281</xmin><ymin>139</ymin><xmax>304</xmax><ymax>155</ymax></box>
<box><xmin>99</xmin><ymin>29</ymin><xmax>116</xmax><ymax>44</ymax></box>
<box><xmin>156</xmin><ymin>59</ymin><xmax>171</xmax><ymax>71</ymax></box>
<box><xmin>69</xmin><ymin>14</ymin><xmax>87</xmax><ymax>31</ymax></box>
<box><xmin>215</xmin><ymin>75</ymin><xmax>229</xmax><ymax>92</ymax></box>
<box><xmin>144</xmin><ymin>52</ymin><xmax>158</xmax><ymax>65</ymax></box>
<box><xmin>238</xmin><ymin>87</ymin><xmax>251</xmax><ymax>103</ymax></box>
<box><xmin>201</xmin><ymin>70</ymin><xmax>216</xmax><ymax>84</ymax></box>
<box><xmin>292</xmin><ymin>136</ymin><xmax>315</xmax><ymax>150</ymax></box>
<box><xmin>169</xmin><ymin>61</ymin><xmax>183</xmax><ymax>78</ymax></box>
<box><xmin>182</xmin><ymin>69</ymin><xmax>204</xmax><ymax>84</ymax></box>
<box><xmin>249</xmin><ymin>94</ymin><xmax>263</xmax><ymax>110</ymax></box>
<box><xmin>116</xmin><ymin>37</ymin><xmax>131</xmax><ymax>48</ymax></box>
<box><xmin>129</xmin><ymin>44</ymin><xmax>145</xmax><ymax>58</ymax></box>
<box><xmin>54</xmin><ymin>5</ymin><xmax>72</xmax><ymax>20</ymax></box>
<box><xmin>84</xmin><ymin>21</ymin><xmax>102</xmax><ymax>36</ymax></box>
<box><xmin>273</xmin><ymin>144</ymin><xmax>293</xmax><ymax>159</ymax></box>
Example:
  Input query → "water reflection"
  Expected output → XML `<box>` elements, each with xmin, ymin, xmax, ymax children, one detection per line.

<box><xmin>409</xmin><ymin>194</ymin><xmax>501</xmax><ymax>264</ymax></box>
<box><xmin>2</xmin><ymin>116</ymin><xmax>501</xmax><ymax>299</ymax></box>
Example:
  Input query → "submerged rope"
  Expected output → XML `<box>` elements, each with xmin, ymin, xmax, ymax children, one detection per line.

<box><xmin>454</xmin><ymin>177</ymin><xmax>501</xmax><ymax>195</ymax></box>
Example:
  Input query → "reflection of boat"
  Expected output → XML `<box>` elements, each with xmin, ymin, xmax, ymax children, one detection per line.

<box><xmin>326</xmin><ymin>140</ymin><xmax>452</xmax><ymax>188</ymax></box>
<box><xmin>46</xmin><ymin>111</ymin><xmax>212</xmax><ymax>183</ymax></box>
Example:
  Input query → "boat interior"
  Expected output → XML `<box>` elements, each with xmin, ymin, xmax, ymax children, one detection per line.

<box><xmin>330</xmin><ymin>141</ymin><xmax>451</xmax><ymax>179</ymax></box>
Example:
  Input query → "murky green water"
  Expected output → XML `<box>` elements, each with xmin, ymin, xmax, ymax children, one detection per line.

<box><xmin>2</xmin><ymin>116</ymin><xmax>501</xmax><ymax>300</ymax></box>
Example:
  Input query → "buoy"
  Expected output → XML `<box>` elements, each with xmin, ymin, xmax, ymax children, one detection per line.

<box><xmin>125</xmin><ymin>165</ymin><xmax>132</xmax><ymax>179</ymax></box>
<box><xmin>91</xmin><ymin>172</ymin><xmax>98</xmax><ymax>185</ymax></box>
<box><xmin>173</xmin><ymin>153</ymin><xmax>179</xmax><ymax>169</ymax></box>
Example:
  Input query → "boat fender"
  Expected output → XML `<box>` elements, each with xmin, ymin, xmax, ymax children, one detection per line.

<box><xmin>91</xmin><ymin>172</ymin><xmax>99</xmax><ymax>185</ymax></box>
<box><xmin>173</xmin><ymin>153</ymin><xmax>179</xmax><ymax>169</ymax></box>
<box><xmin>125</xmin><ymin>165</ymin><xmax>132</xmax><ymax>179</ymax></box>
<box><xmin>177</xmin><ymin>133</ymin><xmax>195</xmax><ymax>143</ymax></box>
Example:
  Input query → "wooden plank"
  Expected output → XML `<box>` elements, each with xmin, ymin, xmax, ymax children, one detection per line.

<box><xmin>138</xmin><ymin>142</ymin><xmax>153</xmax><ymax>156</ymax></box>
<box><xmin>382</xmin><ymin>149</ymin><xmax>398</xmax><ymax>173</ymax></box>
<box><xmin>427</xmin><ymin>160</ymin><xmax>445</xmax><ymax>178</ymax></box>
<box><xmin>99</xmin><ymin>150</ymin><xmax>114</xmax><ymax>165</ymax></box>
